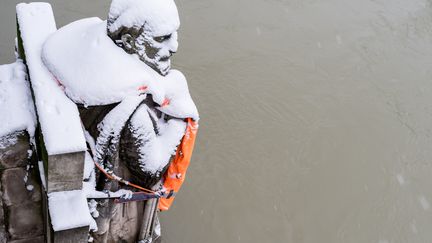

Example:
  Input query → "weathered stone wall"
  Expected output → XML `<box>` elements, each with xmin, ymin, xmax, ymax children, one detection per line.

<box><xmin>0</xmin><ymin>131</ymin><xmax>44</xmax><ymax>242</ymax></box>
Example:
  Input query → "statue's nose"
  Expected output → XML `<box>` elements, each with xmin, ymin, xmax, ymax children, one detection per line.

<box><xmin>168</xmin><ymin>38</ymin><xmax>178</xmax><ymax>53</ymax></box>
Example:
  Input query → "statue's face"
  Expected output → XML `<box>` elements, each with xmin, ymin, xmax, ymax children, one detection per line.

<box><xmin>107</xmin><ymin>0</ymin><xmax>180</xmax><ymax>76</ymax></box>
<box><xmin>120</xmin><ymin>26</ymin><xmax>178</xmax><ymax>76</ymax></box>
<box><xmin>137</xmin><ymin>29</ymin><xmax>178</xmax><ymax>76</ymax></box>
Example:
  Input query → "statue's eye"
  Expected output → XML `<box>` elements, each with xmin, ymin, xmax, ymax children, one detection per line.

<box><xmin>154</xmin><ymin>34</ymin><xmax>172</xmax><ymax>43</ymax></box>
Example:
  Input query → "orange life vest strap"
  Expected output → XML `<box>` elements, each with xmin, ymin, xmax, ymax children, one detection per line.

<box><xmin>159</xmin><ymin>118</ymin><xmax>199</xmax><ymax>211</ymax></box>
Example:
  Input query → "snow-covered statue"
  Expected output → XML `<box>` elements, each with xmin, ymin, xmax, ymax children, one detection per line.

<box><xmin>40</xmin><ymin>0</ymin><xmax>199</xmax><ymax>242</ymax></box>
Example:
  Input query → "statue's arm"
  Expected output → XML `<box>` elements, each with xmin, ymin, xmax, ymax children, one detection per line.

<box><xmin>119</xmin><ymin>102</ymin><xmax>187</xmax><ymax>189</ymax></box>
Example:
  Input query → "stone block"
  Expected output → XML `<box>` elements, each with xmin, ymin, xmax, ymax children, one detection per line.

<box><xmin>1</xmin><ymin>168</ymin><xmax>41</xmax><ymax>207</ymax></box>
<box><xmin>8</xmin><ymin>203</ymin><xmax>43</xmax><ymax>240</ymax></box>
<box><xmin>53</xmin><ymin>226</ymin><xmax>89</xmax><ymax>243</ymax></box>
<box><xmin>0</xmin><ymin>132</ymin><xmax>30</xmax><ymax>169</ymax></box>
<box><xmin>47</xmin><ymin>152</ymin><xmax>85</xmax><ymax>193</ymax></box>
<box><xmin>9</xmin><ymin>236</ymin><xmax>44</xmax><ymax>243</ymax></box>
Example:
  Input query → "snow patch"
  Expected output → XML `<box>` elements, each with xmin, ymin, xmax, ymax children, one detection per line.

<box><xmin>108</xmin><ymin>0</ymin><xmax>180</xmax><ymax>37</ymax></box>
<box><xmin>0</xmin><ymin>133</ymin><xmax>19</xmax><ymax>149</ymax></box>
<box><xmin>83</xmin><ymin>151</ymin><xmax>95</xmax><ymax>181</ymax></box>
<box><xmin>48</xmin><ymin>190</ymin><xmax>91</xmax><ymax>231</ymax></box>
<box><xmin>38</xmin><ymin>160</ymin><xmax>47</xmax><ymax>191</ymax></box>
<box><xmin>0</xmin><ymin>61</ymin><xmax>36</xmax><ymax>138</ymax></box>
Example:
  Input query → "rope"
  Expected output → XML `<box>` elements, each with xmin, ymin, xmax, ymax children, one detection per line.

<box><xmin>82</xmin><ymin>122</ymin><xmax>159</xmax><ymax>195</ymax></box>
<box><xmin>92</xmin><ymin>160</ymin><xmax>157</xmax><ymax>194</ymax></box>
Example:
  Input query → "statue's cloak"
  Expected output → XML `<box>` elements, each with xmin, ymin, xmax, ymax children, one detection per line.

<box><xmin>41</xmin><ymin>17</ymin><xmax>199</xmax><ymax>121</ymax></box>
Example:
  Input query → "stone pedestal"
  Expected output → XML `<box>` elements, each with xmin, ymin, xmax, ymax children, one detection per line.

<box><xmin>0</xmin><ymin>131</ymin><xmax>44</xmax><ymax>242</ymax></box>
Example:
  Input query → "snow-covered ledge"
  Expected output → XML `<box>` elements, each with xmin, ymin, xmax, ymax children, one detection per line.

<box><xmin>16</xmin><ymin>3</ymin><xmax>86</xmax><ymax>192</ymax></box>
<box><xmin>16</xmin><ymin>2</ymin><xmax>89</xmax><ymax>242</ymax></box>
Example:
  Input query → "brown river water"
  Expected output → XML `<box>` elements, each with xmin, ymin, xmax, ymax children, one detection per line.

<box><xmin>2</xmin><ymin>0</ymin><xmax>432</xmax><ymax>242</ymax></box>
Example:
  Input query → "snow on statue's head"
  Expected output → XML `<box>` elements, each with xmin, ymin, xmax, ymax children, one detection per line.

<box><xmin>107</xmin><ymin>0</ymin><xmax>180</xmax><ymax>76</ymax></box>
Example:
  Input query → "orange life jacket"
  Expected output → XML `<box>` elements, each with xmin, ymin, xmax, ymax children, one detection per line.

<box><xmin>159</xmin><ymin>118</ymin><xmax>198</xmax><ymax>211</ymax></box>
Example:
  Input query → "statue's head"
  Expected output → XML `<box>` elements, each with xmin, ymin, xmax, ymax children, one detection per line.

<box><xmin>107</xmin><ymin>0</ymin><xmax>180</xmax><ymax>76</ymax></box>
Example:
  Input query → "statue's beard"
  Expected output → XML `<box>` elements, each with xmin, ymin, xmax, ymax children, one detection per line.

<box><xmin>153</xmin><ymin>58</ymin><xmax>171</xmax><ymax>76</ymax></box>
<box><xmin>137</xmin><ymin>47</ymin><xmax>171</xmax><ymax>76</ymax></box>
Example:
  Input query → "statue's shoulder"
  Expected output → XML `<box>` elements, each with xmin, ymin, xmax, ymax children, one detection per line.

<box><xmin>168</xmin><ymin>69</ymin><xmax>187</xmax><ymax>83</ymax></box>
<box><xmin>163</xmin><ymin>69</ymin><xmax>190</xmax><ymax>95</ymax></box>
<box><xmin>46</xmin><ymin>17</ymin><xmax>103</xmax><ymax>44</ymax></box>
<box><xmin>41</xmin><ymin>17</ymin><xmax>149</xmax><ymax>106</ymax></box>
<box><xmin>157</xmin><ymin>69</ymin><xmax>199</xmax><ymax>121</ymax></box>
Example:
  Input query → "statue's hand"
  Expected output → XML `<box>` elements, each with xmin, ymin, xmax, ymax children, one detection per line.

<box><xmin>116</xmin><ymin>189</ymin><xmax>133</xmax><ymax>199</ymax></box>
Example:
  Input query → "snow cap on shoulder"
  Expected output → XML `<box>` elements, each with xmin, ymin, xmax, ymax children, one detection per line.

<box><xmin>108</xmin><ymin>0</ymin><xmax>180</xmax><ymax>36</ymax></box>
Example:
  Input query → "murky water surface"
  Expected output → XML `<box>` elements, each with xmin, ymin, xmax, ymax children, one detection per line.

<box><xmin>2</xmin><ymin>0</ymin><xmax>432</xmax><ymax>242</ymax></box>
